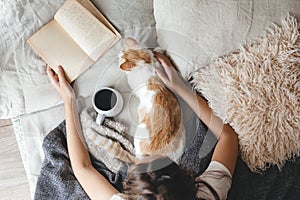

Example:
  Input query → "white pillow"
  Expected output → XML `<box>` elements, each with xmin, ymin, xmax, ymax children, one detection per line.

<box><xmin>153</xmin><ymin>0</ymin><xmax>300</xmax><ymax>79</ymax></box>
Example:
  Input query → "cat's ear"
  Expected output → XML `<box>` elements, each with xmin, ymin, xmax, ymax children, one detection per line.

<box><xmin>124</xmin><ymin>37</ymin><xmax>137</xmax><ymax>49</ymax></box>
<box><xmin>120</xmin><ymin>61</ymin><xmax>136</xmax><ymax>71</ymax></box>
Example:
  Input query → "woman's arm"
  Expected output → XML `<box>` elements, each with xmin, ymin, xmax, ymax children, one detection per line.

<box><xmin>47</xmin><ymin>66</ymin><xmax>119</xmax><ymax>200</ymax></box>
<box><xmin>154</xmin><ymin>52</ymin><xmax>239</xmax><ymax>175</ymax></box>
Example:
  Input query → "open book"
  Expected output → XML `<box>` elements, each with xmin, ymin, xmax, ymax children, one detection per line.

<box><xmin>27</xmin><ymin>0</ymin><xmax>121</xmax><ymax>82</ymax></box>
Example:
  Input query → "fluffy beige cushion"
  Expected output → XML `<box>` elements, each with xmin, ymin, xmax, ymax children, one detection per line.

<box><xmin>190</xmin><ymin>14</ymin><xmax>300</xmax><ymax>172</ymax></box>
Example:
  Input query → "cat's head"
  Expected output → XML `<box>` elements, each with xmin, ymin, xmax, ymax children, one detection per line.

<box><xmin>119</xmin><ymin>38</ymin><xmax>155</xmax><ymax>71</ymax></box>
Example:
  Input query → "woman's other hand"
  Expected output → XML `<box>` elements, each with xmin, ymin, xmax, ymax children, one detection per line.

<box><xmin>153</xmin><ymin>51</ymin><xmax>187</xmax><ymax>94</ymax></box>
<box><xmin>47</xmin><ymin>65</ymin><xmax>75</xmax><ymax>105</ymax></box>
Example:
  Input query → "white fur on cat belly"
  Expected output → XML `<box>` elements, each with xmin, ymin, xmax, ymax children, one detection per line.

<box><xmin>134</xmin><ymin>123</ymin><xmax>151</xmax><ymax>158</ymax></box>
<box><xmin>134</xmin><ymin>121</ymin><xmax>186</xmax><ymax>163</ymax></box>
<box><xmin>131</xmin><ymin>80</ymin><xmax>156</xmax><ymax>158</ymax></box>
<box><xmin>136</xmin><ymin>87</ymin><xmax>155</xmax><ymax>114</ymax></box>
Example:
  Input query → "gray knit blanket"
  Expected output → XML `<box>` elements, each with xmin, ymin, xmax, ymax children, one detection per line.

<box><xmin>34</xmin><ymin>122</ymin><xmax>127</xmax><ymax>200</ymax></box>
<box><xmin>34</xmin><ymin>118</ymin><xmax>300</xmax><ymax>200</ymax></box>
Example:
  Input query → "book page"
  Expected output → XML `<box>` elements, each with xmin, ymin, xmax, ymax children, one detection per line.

<box><xmin>27</xmin><ymin>20</ymin><xmax>93</xmax><ymax>82</ymax></box>
<box><xmin>88</xmin><ymin>37</ymin><xmax>115</xmax><ymax>61</ymax></box>
<box><xmin>76</xmin><ymin>0</ymin><xmax>121</xmax><ymax>60</ymax></box>
<box><xmin>76</xmin><ymin>0</ymin><xmax>121</xmax><ymax>37</ymax></box>
<box><xmin>54</xmin><ymin>0</ymin><xmax>116</xmax><ymax>61</ymax></box>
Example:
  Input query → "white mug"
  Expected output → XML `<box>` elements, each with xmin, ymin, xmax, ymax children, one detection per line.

<box><xmin>92</xmin><ymin>87</ymin><xmax>124</xmax><ymax>125</ymax></box>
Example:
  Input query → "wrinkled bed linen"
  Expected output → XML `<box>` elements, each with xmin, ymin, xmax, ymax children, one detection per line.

<box><xmin>0</xmin><ymin>0</ymin><xmax>157</xmax><ymax>119</ymax></box>
<box><xmin>0</xmin><ymin>0</ymin><xmax>65</xmax><ymax>118</ymax></box>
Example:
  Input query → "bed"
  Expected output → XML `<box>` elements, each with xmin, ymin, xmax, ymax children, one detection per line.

<box><xmin>1</xmin><ymin>0</ymin><xmax>300</xmax><ymax>199</ymax></box>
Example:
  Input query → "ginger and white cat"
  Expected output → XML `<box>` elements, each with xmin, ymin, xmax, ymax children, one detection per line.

<box><xmin>119</xmin><ymin>38</ymin><xmax>185</xmax><ymax>162</ymax></box>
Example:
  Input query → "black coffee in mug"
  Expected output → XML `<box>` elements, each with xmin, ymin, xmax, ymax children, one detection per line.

<box><xmin>94</xmin><ymin>89</ymin><xmax>117</xmax><ymax>111</ymax></box>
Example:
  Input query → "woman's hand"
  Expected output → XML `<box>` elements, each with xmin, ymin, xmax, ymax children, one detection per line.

<box><xmin>47</xmin><ymin>65</ymin><xmax>75</xmax><ymax>105</ymax></box>
<box><xmin>153</xmin><ymin>51</ymin><xmax>187</xmax><ymax>94</ymax></box>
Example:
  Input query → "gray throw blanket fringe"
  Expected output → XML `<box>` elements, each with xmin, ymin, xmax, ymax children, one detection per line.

<box><xmin>34</xmin><ymin>118</ymin><xmax>300</xmax><ymax>200</ymax></box>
